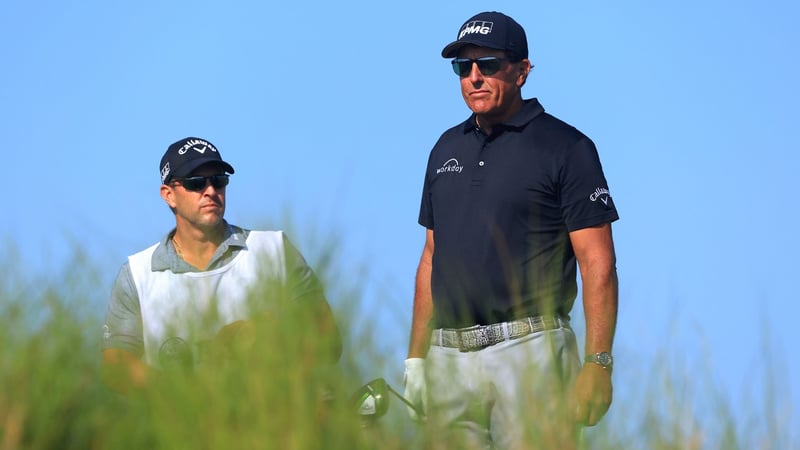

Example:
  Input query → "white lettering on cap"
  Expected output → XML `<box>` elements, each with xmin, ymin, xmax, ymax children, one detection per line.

<box><xmin>177</xmin><ymin>139</ymin><xmax>218</xmax><ymax>155</ymax></box>
<box><xmin>160</xmin><ymin>162</ymin><xmax>171</xmax><ymax>183</ymax></box>
<box><xmin>459</xmin><ymin>20</ymin><xmax>494</xmax><ymax>39</ymax></box>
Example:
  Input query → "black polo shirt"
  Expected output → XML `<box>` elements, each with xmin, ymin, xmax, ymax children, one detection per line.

<box><xmin>418</xmin><ymin>98</ymin><xmax>619</xmax><ymax>328</ymax></box>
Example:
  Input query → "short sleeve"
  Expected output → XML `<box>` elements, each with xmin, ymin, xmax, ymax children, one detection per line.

<box><xmin>418</xmin><ymin>151</ymin><xmax>435</xmax><ymax>229</ymax></box>
<box><xmin>559</xmin><ymin>137</ymin><xmax>619</xmax><ymax>231</ymax></box>
<box><xmin>102</xmin><ymin>262</ymin><xmax>145</xmax><ymax>356</ymax></box>
<box><xmin>282</xmin><ymin>234</ymin><xmax>327</xmax><ymax>306</ymax></box>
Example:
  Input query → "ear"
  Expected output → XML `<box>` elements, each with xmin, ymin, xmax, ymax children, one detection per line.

<box><xmin>516</xmin><ymin>59</ymin><xmax>532</xmax><ymax>87</ymax></box>
<box><xmin>161</xmin><ymin>184</ymin><xmax>177</xmax><ymax>209</ymax></box>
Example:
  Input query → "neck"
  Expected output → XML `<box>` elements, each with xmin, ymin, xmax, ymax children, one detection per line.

<box><xmin>172</xmin><ymin>222</ymin><xmax>227</xmax><ymax>270</ymax></box>
<box><xmin>475</xmin><ymin>97</ymin><xmax>525</xmax><ymax>135</ymax></box>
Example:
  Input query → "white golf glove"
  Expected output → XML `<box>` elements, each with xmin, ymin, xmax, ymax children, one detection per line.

<box><xmin>403</xmin><ymin>358</ymin><xmax>427</xmax><ymax>421</ymax></box>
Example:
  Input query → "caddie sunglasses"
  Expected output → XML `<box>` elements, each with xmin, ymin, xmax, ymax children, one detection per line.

<box><xmin>172</xmin><ymin>174</ymin><xmax>229</xmax><ymax>192</ymax></box>
<box><xmin>451</xmin><ymin>56</ymin><xmax>512</xmax><ymax>77</ymax></box>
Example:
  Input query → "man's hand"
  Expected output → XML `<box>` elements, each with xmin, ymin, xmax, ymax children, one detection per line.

<box><xmin>571</xmin><ymin>363</ymin><xmax>612</xmax><ymax>426</ymax></box>
<box><xmin>101</xmin><ymin>348</ymin><xmax>153</xmax><ymax>393</ymax></box>
<box><xmin>403</xmin><ymin>358</ymin><xmax>427</xmax><ymax>421</ymax></box>
<box><xmin>209</xmin><ymin>320</ymin><xmax>257</xmax><ymax>362</ymax></box>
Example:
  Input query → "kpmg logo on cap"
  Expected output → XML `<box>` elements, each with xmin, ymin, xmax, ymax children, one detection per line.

<box><xmin>177</xmin><ymin>138</ymin><xmax>217</xmax><ymax>155</ymax></box>
<box><xmin>459</xmin><ymin>20</ymin><xmax>494</xmax><ymax>39</ymax></box>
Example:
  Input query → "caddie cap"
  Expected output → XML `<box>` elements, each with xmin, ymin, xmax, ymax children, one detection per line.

<box><xmin>441</xmin><ymin>11</ymin><xmax>528</xmax><ymax>60</ymax></box>
<box><xmin>159</xmin><ymin>137</ymin><xmax>235</xmax><ymax>184</ymax></box>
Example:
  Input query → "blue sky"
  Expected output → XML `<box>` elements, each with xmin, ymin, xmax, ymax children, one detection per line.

<box><xmin>3</xmin><ymin>0</ymin><xmax>798</xmax><ymax>443</ymax></box>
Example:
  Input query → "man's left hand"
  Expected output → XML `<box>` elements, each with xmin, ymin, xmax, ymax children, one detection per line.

<box><xmin>210</xmin><ymin>320</ymin><xmax>257</xmax><ymax>361</ymax></box>
<box><xmin>571</xmin><ymin>363</ymin><xmax>612</xmax><ymax>426</ymax></box>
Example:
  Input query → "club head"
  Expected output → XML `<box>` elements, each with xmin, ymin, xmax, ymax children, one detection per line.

<box><xmin>351</xmin><ymin>377</ymin><xmax>390</xmax><ymax>418</ymax></box>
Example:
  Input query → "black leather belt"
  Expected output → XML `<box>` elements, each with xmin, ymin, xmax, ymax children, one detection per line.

<box><xmin>430</xmin><ymin>316</ymin><xmax>567</xmax><ymax>352</ymax></box>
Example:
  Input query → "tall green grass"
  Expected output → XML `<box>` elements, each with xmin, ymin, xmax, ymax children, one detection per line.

<box><xmin>0</xmin><ymin>236</ymin><xmax>796</xmax><ymax>449</ymax></box>
<box><xmin>0</xmin><ymin>231</ymin><xmax>397</xmax><ymax>450</ymax></box>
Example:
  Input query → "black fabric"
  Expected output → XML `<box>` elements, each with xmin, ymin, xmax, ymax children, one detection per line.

<box><xmin>418</xmin><ymin>98</ymin><xmax>618</xmax><ymax>328</ymax></box>
<box><xmin>160</xmin><ymin>136</ymin><xmax>235</xmax><ymax>184</ymax></box>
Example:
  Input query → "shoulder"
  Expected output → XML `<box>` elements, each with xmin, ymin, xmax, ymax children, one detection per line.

<box><xmin>425</xmin><ymin>118</ymin><xmax>476</xmax><ymax>170</ymax></box>
<box><xmin>515</xmin><ymin>98</ymin><xmax>587</xmax><ymax>143</ymax></box>
<box><xmin>247</xmin><ymin>229</ymin><xmax>286</xmax><ymax>244</ymax></box>
<box><xmin>243</xmin><ymin>230</ymin><xmax>289</xmax><ymax>262</ymax></box>
<box><xmin>436</xmin><ymin>118</ymin><xmax>473</xmax><ymax>144</ymax></box>
<box><xmin>111</xmin><ymin>260</ymin><xmax>135</xmax><ymax>292</ymax></box>
<box><xmin>108</xmin><ymin>261</ymin><xmax>140</xmax><ymax>314</ymax></box>
<box><xmin>515</xmin><ymin>114</ymin><xmax>597</xmax><ymax>170</ymax></box>
<box><xmin>128</xmin><ymin>241</ymin><xmax>162</xmax><ymax>269</ymax></box>
<box><xmin>127</xmin><ymin>229</ymin><xmax>174</xmax><ymax>267</ymax></box>
<box><xmin>224</xmin><ymin>222</ymin><xmax>288</xmax><ymax>254</ymax></box>
<box><xmin>530</xmin><ymin>112</ymin><xmax>590</xmax><ymax>145</ymax></box>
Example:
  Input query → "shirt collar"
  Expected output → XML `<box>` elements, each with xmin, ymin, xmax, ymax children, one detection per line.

<box><xmin>460</xmin><ymin>98</ymin><xmax>546</xmax><ymax>134</ymax></box>
<box><xmin>150</xmin><ymin>222</ymin><xmax>248</xmax><ymax>272</ymax></box>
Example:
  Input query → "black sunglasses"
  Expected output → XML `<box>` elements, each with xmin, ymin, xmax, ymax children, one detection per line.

<box><xmin>172</xmin><ymin>174</ymin><xmax>229</xmax><ymax>192</ymax></box>
<box><xmin>451</xmin><ymin>57</ymin><xmax>512</xmax><ymax>77</ymax></box>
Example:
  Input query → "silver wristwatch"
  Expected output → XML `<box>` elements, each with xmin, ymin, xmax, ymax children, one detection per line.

<box><xmin>585</xmin><ymin>352</ymin><xmax>613</xmax><ymax>369</ymax></box>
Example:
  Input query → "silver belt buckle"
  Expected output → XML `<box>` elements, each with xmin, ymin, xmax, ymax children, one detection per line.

<box><xmin>458</xmin><ymin>326</ymin><xmax>490</xmax><ymax>352</ymax></box>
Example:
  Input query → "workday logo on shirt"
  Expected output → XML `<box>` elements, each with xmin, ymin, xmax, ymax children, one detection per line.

<box><xmin>436</xmin><ymin>158</ymin><xmax>464</xmax><ymax>174</ymax></box>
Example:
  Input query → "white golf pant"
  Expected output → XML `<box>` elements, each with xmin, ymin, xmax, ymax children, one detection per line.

<box><xmin>425</xmin><ymin>324</ymin><xmax>581</xmax><ymax>450</ymax></box>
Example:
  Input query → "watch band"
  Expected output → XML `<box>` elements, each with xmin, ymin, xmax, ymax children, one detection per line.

<box><xmin>585</xmin><ymin>351</ymin><xmax>613</xmax><ymax>369</ymax></box>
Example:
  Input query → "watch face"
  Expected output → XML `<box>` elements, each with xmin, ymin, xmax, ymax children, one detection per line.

<box><xmin>587</xmin><ymin>352</ymin><xmax>613</xmax><ymax>367</ymax></box>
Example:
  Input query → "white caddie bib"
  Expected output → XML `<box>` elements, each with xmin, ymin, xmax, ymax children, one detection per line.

<box><xmin>128</xmin><ymin>231</ymin><xmax>286</xmax><ymax>367</ymax></box>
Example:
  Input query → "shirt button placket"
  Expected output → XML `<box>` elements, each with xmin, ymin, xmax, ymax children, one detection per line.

<box><xmin>472</xmin><ymin>141</ymin><xmax>487</xmax><ymax>189</ymax></box>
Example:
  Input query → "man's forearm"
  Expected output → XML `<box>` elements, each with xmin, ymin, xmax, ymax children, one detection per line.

<box><xmin>569</xmin><ymin>224</ymin><xmax>618</xmax><ymax>357</ymax></box>
<box><xmin>408</xmin><ymin>260</ymin><xmax>433</xmax><ymax>358</ymax></box>
<box><xmin>408</xmin><ymin>231</ymin><xmax>435</xmax><ymax>359</ymax></box>
<box><xmin>582</xmin><ymin>266</ymin><xmax>618</xmax><ymax>357</ymax></box>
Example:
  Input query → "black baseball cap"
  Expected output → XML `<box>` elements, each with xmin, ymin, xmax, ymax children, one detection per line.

<box><xmin>441</xmin><ymin>11</ymin><xmax>528</xmax><ymax>60</ymax></box>
<box><xmin>159</xmin><ymin>137</ymin><xmax>235</xmax><ymax>184</ymax></box>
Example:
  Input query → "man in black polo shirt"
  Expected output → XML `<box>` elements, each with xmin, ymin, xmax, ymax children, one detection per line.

<box><xmin>404</xmin><ymin>11</ymin><xmax>619</xmax><ymax>448</ymax></box>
